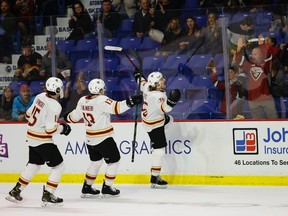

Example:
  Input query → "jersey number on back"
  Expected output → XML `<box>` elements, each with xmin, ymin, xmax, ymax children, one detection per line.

<box><xmin>28</xmin><ymin>106</ymin><xmax>41</xmax><ymax>126</ymax></box>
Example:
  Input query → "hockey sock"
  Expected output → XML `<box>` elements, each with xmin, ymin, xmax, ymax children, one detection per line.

<box><xmin>85</xmin><ymin>160</ymin><xmax>103</xmax><ymax>185</ymax></box>
<box><xmin>151</xmin><ymin>148</ymin><xmax>165</xmax><ymax>176</ymax></box>
<box><xmin>18</xmin><ymin>163</ymin><xmax>41</xmax><ymax>190</ymax></box>
<box><xmin>46</xmin><ymin>162</ymin><xmax>65</xmax><ymax>194</ymax></box>
<box><xmin>104</xmin><ymin>161</ymin><xmax>120</xmax><ymax>186</ymax></box>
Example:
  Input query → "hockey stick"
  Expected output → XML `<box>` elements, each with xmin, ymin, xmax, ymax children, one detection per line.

<box><xmin>104</xmin><ymin>46</ymin><xmax>143</xmax><ymax>162</ymax></box>
<box><xmin>242</xmin><ymin>37</ymin><xmax>270</xmax><ymax>65</ymax></box>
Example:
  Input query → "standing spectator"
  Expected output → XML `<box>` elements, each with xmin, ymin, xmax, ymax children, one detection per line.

<box><xmin>134</xmin><ymin>70</ymin><xmax>180</xmax><ymax>188</ymax></box>
<box><xmin>133</xmin><ymin>0</ymin><xmax>164</xmax><ymax>38</ymax></box>
<box><xmin>0</xmin><ymin>0</ymin><xmax>17</xmax><ymax>63</ymax></box>
<box><xmin>227</xmin><ymin>16</ymin><xmax>255</xmax><ymax>57</ymax></box>
<box><xmin>211</xmin><ymin>65</ymin><xmax>248</xmax><ymax>117</ymax></box>
<box><xmin>268</xmin><ymin>59</ymin><xmax>288</xmax><ymax>98</ymax></box>
<box><xmin>6</xmin><ymin>77</ymin><xmax>71</xmax><ymax>206</ymax></box>
<box><xmin>201</xmin><ymin>13</ymin><xmax>223</xmax><ymax>56</ymax></box>
<box><xmin>66</xmin><ymin>1</ymin><xmax>93</xmax><ymax>42</ymax></box>
<box><xmin>64</xmin><ymin>78</ymin><xmax>142</xmax><ymax>197</ymax></box>
<box><xmin>13</xmin><ymin>40</ymin><xmax>42</xmax><ymax>83</ymax></box>
<box><xmin>155</xmin><ymin>0</ymin><xmax>181</xmax><ymax>32</ymax></box>
<box><xmin>40</xmin><ymin>41</ymin><xmax>72</xmax><ymax>80</ymax></box>
<box><xmin>93</xmin><ymin>0</ymin><xmax>122</xmax><ymax>38</ymax></box>
<box><xmin>13</xmin><ymin>0</ymin><xmax>38</xmax><ymax>42</ymax></box>
<box><xmin>111</xmin><ymin>0</ymin><xmax>137</xmax><ymax>19</ymax></box>
<box><xmin>0</xmin><ymin>86</ymin><xmax>15</xmax><ymax>121</ymax></box>
<box><xmin>235</xmin><ymin>36</ymin><xmax>278</xmax><ymax>119</ymax></box>
<box><xmin>11</xmin><ymin>84</ymin><xmax>35</xmax><ymax>121</ymax></box>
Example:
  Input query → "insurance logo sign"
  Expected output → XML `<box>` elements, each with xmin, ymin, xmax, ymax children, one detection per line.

<box><xmin>233</xmin><ymin>128</ymin><xmax>258</xmax><ymax>154</ymax></box>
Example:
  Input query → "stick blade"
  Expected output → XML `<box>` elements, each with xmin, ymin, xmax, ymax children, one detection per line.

<box><xmin>104</xmin><ymin>46</ymin><xmax>123</xmax><ymax>51</ymax></box>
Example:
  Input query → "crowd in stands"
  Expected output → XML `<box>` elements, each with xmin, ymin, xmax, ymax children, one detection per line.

<box><xmin>1</xmin><ymin>0</ymin><xmax>288</xmax><ymax>121</ymax></box>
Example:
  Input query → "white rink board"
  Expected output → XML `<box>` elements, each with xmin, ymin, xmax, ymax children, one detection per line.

<box><xmin>1</xmin><ymin>121</ymin><xmax>288</xmax><ymax>175</ymax></box>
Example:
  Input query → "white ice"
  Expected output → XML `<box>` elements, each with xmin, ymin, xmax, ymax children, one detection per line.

<box><xmin>1</xmin><ymin>183</ymin><xmax>288</xmax><ymax>216</ymax></box>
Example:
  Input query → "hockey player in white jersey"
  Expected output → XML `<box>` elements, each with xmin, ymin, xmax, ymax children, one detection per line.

<box><xmin>64</xmin><ymin>78</ymin><xmax>143</xmax><ymax>197</ymax></box>
<box><xmin>6</xmin><ymin>77</ymin><xmax>71</xmax><ymax>207</ymax></box>
<box><xmin>134</xmin><ymin>69</ymin><xmax>181</xmax><ymax>188</ymax></box>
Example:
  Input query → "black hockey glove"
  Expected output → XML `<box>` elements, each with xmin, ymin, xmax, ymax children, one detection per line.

<box><xmin>60</xmin><ymin>123</ymin><xmax>71</xmax><ymax>136</ymax></box>
<box><xmin>167</xmin><ymin>89</ymin><xmax>181</xmax><ymax>107</ymax></box>
<box><xmin>133</xmin><ymin>67</ymin><xmax>146</xmax><ymax>82</ymax></box>
<box><xmin>126</xmin><ymin>94</ymin><xmax>143</xmax><ymax>108</ymax></box>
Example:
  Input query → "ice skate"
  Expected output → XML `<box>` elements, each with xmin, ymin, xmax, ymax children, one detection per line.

<box><xmin>41</xmin><ymin>186</ymin><xmax>63</xmax><ymax>207</ymax></box>
<box><xmin>81</xmin><ymin>180</ymin><xmax>100</xmax><ymax>198</ymax></box>
<box><xmin>5</xmin><ymin>182</ymin><xmax>23</xmax><ymax>203</ymax></box>
<box><xmin>101</xmin><ymin>181</ymin><xmax>120</xmax><ymax>197</ymax></box>
<box><xmin>150</xmin><ymin>175</ymin><xmax>168</xmax><ymax>189</ymax></box>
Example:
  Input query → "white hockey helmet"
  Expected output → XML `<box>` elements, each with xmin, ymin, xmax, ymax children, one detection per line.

<box><xmin>45</xmin><ymin>77</ymin><xmax>64</xmax><ymax>98</ymax></box>
<box><xmin>147</xmin><ymin>71</ymin><xmax>163</xmax><ymax>87</ymax></box>
<box><xmin>88</xmin><ymin>78</ymin><xmax>105</xmax><ymax>95</ymax></box>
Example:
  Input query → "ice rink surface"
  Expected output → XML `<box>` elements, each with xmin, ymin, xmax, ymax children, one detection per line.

<box><xmin>1</xmin><ymin>183</ymin><xmax>288</xmax><ymax>216</ymax></box>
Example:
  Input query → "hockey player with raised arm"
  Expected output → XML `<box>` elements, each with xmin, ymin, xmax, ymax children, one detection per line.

<box><xmin>64</xmin><ymin>78</ymin><xmax>143</xmax><ymax>197</ymax></box>
<box><xmin>6</xmin><ymin>77</ymin><xmax>72</xmax><ymax>207</ymax></box>
<box><xmin>134</xmin><ymin>69</ymin><xmax>181</xmax><ymax>188</ymax></box>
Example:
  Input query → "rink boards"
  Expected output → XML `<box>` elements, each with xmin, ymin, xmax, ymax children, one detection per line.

<box><xmin>1</xmin><ymin>120</ymin><xmax>288</xmax><ymax>185</ymax></box>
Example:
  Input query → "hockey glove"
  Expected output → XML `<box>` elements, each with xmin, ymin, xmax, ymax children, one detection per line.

<box><xmin>134</xmin><ymin>67</ymin><xmax>146</xmax><ymax>82</ymax></box>
<box><xmin>60</xmin><ymin>123</ymin><xmax>71</xmax><ymax>136</ymax></box>
<box><xmin>126</xmin><ymin>94</ymin><xmax>143</xmax><ymax>108</ymax></box>
<box><xmin>167</xmin><ymin>89</ymin><xmax>181</xmax><ymax>107</ymax></box>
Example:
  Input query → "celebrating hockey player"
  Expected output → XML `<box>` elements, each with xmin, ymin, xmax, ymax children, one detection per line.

<box><xmin>64</xmin><ymin>78</ymin><xmax>143</xmax><ymax>197</ymax></box>
<box><xmin>134</xmin><ymin>69</ymin><xmax>181</xmax><ymax>188</ymax></box>
<box><xmin>6</xmin><ymin>77</ymin><xmax>71</xmax><ymax>207</ymax></box>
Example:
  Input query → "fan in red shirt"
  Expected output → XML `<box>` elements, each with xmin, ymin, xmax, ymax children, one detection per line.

<box><xmin>235</xmin><ymin>35</ymin><xmax>278</xmax><ymax>119</ymax></box>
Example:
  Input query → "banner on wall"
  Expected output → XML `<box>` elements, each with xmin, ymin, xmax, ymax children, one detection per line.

<box><xmin>0</xmin><ymin>64</ymin><xmax>16</xmax><ymax>94</ymax></box>
<box><xmin>81</xmin><ymin>0</ymin><xmax>102</xmax><ymax>18</ymax></box>
<box><xmin>1</xmin><ymin>121</ymin><xmax>288</xmax><ymax>175</ymax></box>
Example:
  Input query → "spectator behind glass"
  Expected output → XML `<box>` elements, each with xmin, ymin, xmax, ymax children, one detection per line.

<box><xmin>93</xmin><ymin>0</ymin><xmax>122</xmax><ymax>38</ymax></box>
<box><xmin>40</xmin><ymin>41</ymin><xmax>72</xmax><ymax>80</ymax></box>
<box><xmin>61</xmin><ymin>71</ymin><xmax>89</xmax><ymax>117</ymax></box>
<box><xmin>0</xmin><ymin>86</ymin><xmax>15</xmax><ymax>121</ymax></box>
<box><xmin>175</xmin><ymin>16</ymin><xmax>203</xmax><ymax>57</ymax></box>
<box><xmin>13</xmin><ymin>0</ymin><xmax>38</xmax><ymax>42</ymax></box>
<box><xmin>235</xmin><ymin>36</ymin><xmax>278</xmax><ymax>119</ymax></box>
<box><xmin>66</xmin><ymin>1</ymin><xmax>93</xmax><ymax>42</ymax></box>
<box><xmin>133</xmin><ymin>0</ymin><xmax>164</xmax><ymax>38</ymax></box>
<box><xmin>111</xmin><ymin>0</ymin><xmax>137</xmax><ymax>19</ymax></box>
<box><xmin>0</xmin><ymin>0</ymin><xmax>17</xmax><ymax>63</ymax></box>
<box><xmin>211</xmin><ymin>65</ymin><xmax>248</xmax><ymax>118</ymax></box>
<box><xmin>12</xmin><ymin>84</ymin><xmax>35</xmax><ymax>121</ymax></box>
<box><xmin>13</xmin><ymin>40</ymin><xmax>42</xmax><ymax>84</ymax></box>
<box><xmin>269</xmin><ymin>59</ymin><xmax>288</xmax><ymax>98</ymax></box>
<box><xmin>155</xmin><ymin>17</ymin><xmax>182</xmax><ymax>57</ymax></box>
<box><xmin>227</xmin><ymin>16</ymin><xmax>255</xmax><ymax>57</ymax></box>
<box><xmin>200</xmin><ymin>13</ymin><xmax>223</xmax><ymax>56</ymax></box>
<box><xmin>154</xmin><ymin>0</ymin><xmax>181</xmax><ymax>29</ymax></box>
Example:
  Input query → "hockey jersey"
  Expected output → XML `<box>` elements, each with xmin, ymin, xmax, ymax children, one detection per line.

<box><xmin>140</xmin><ymin>81</ymin><xmax>172</xmax><ymax>132</ymax></box>
<box><xmin>67</xmin><ymin>95</ymin><xmax>131</xmax><ymax>145</ymax></box>
<box><xmin>25</xmin><ymin>92</ymin><xmax>63</xmax><ymax>147</ymax></box>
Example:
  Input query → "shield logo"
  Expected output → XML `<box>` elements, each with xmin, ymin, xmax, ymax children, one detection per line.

<box><xmin>250</xmin><ymin>66</ymin><xmax>263</xmax><ymax>81</ymax></box>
